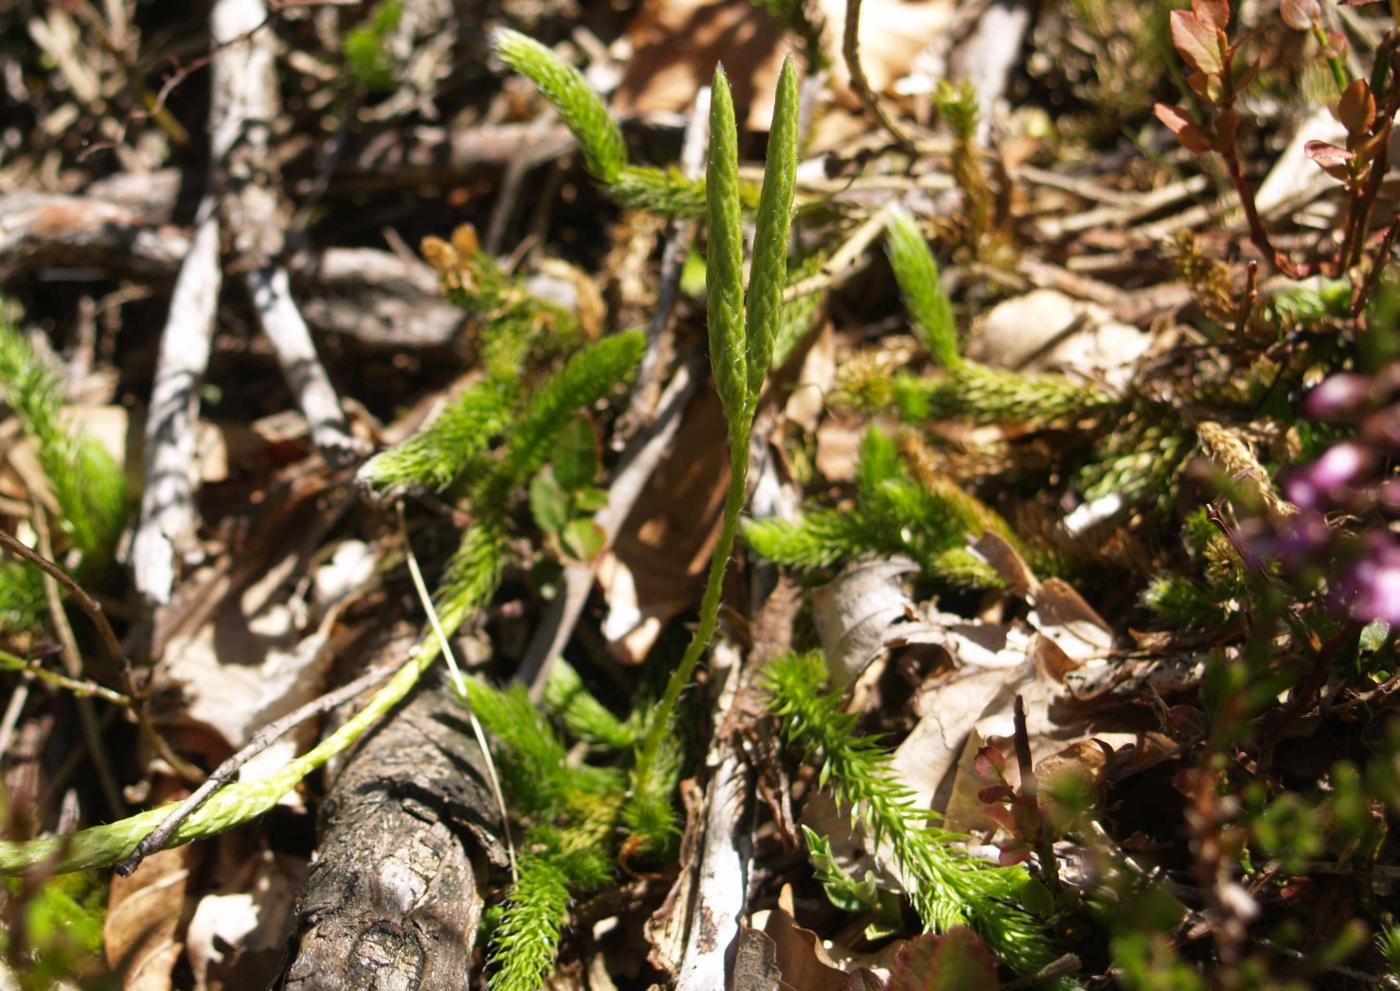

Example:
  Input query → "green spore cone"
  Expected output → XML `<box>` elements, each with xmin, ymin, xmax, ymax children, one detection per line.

<box><xmin>744</xmin><ymin>55</ymin><xmax>801</xmax><ymax>413</ymax></box>
<box><xmin>704</xmin><ymin>64</ymin><xmax>749</xmax><ymax>428</ymax></box>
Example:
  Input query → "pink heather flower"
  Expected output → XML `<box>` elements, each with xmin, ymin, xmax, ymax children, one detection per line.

<box><xmin>1304</xmin><ymin>373</ymin><xmax>1373</xmax><ymax>422</ymax></box>
<box><xmin>1362</xmin><ymin>404</ymin><xmax>1400</xmax><ymax>449</ymax></box>
<box><xmin>1284</xmin><ymin>442</ymin><xmax>1371</xmax><ymax>510</ymax></box>
<box><xmin>1271</xmin><ymin>513</ymin><xmax>1333</xmax><ymax>568</ymax></box>
<box><xmin>1344</xmin><ymin>539</ymin><xmax>1400</xmax><ymax>624</ymax></box>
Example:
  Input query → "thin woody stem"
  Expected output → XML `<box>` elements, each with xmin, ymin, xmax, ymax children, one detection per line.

<box><xmin>842</xmin><ymin>0</ymin><xmax>917</xmax><ymax>155</ymax></box>
<box><xmin>0</xmin><ymin>530</ymin><xmax>200</xmax><ymax>783</ymax></box>
<box><xmin>1223</xmin><ymin>148</ymin><xmax>1293</xmax><ymax>277</ymax></box>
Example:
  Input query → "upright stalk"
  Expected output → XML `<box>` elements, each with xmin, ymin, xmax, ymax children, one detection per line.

<box><xmin>633</xmin><ymin>56</ymin><xmax>799</xmax><ymax>803</ymax></box>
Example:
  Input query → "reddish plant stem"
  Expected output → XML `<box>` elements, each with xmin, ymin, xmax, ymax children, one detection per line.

<box><xmin>1233</xmin><ymin>260</ymin><xmax>1258</xmax><ymax>336</ymax></box>
<box><xmin>1223</xmin><ymin>149</ymin><xmax>1294</xmax><ymax>277</ymax></box>
<box><xmin>1013</xmin><ymin>695</ymin><xmax>1060</xmax><ymax>892</ymax></box>
<box><xmin>1351</xmin><ymin>215</ymin><xmax>1400</xmax><ymax>319</ymax></box>
<box><xmin>0</xmin><ymin>531</ymin><xmax>199</xmax><ymax>783</ymax></box>
<box><xmin>1344</xmin><ymin>130</ymin><xmax>1391</xmax><ymax>272</ymax></box>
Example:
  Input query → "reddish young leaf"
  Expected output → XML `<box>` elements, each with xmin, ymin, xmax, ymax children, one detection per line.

<box><xmin>974</xmin><ymin>744</ymin><xmax>1006</xmax><ymax>781</ymax></box>
<box><xmin>1280</xmin><ymin>0</ymin><xmax>1322</xmax><ymax>28</ymax></box>
<box><xmin>1170</xmin><ymin>9</ymin><xmax>1224</xmax><ymax>75</ymax></box>
<box><xmin>983</xmin><ymin>804</ymin><xmax>1017</xmax><ymax>831</ymax></box>
<box><xmin>1212</xmin><ymin>108</ymin><xmax>1239</xmax><ymax>152</ymax></box>
<box><xmin>978</xmin><ymin>785</ymin><xmax>1015</xmax><ymax>804</ymax></box>
<box><xmin>1192</xmin><ymin>0</ymin><xmax>1230</xmax><ymax>31</ymax></box>
<box><xmin>1186</xmin><ymin>68</ymin><xmax>1227</xmax><ymax>104</ymax></box>
<box><xmin>1233</xmin><ymin>58</ymin><xmax>1260</xmax><ymax>93</ymax></box>
<box><xmin>1154</xmin><ymin>103</ymin><xmax>1214</xmax><ymax>153</ymax></box>
<box><xmin>887</xmin><ymin>928</ymin><xmax>999</xmax><ymax>991</ymax></box>
<box><xmin>1306</xmin><ymin>139</ymin><xmax>1355</xmax><ymax>181</ymax></box>
<box><xmin>999</xmin><ymin>846</ymin><xmax>1033</xmax><ymax>866</ymax></box>
<box><xmin>1337</xmin><ymin>78</ymin><xmax>1377</xmax><ymax>136</ymax></box>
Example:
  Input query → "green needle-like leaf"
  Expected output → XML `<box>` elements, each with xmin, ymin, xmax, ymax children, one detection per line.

<box><xmin>743</xmin><ymin>55</ymin><xmax>800</xmax><ymax>413</ymax></box>
<box><xmin>705</xmin><ymin>65</ymin><xmax>748</xmax><ymax>427</ymax></box>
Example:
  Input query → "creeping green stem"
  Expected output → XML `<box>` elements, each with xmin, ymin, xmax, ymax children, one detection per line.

<box><xmin>0</xmin><ymin>645</ymin><xmax>440</xmax><ymax>874</ymax></box>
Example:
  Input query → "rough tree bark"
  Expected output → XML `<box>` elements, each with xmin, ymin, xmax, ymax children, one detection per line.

<box><xmin>275</xmin><ymin>668</ymin><xmax>505</xmax><ymax>991</ymax></box>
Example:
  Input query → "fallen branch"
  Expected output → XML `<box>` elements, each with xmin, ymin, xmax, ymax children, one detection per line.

<box><xmin>276</xmin><ymin>666</ymin><xmax>504</xmax><ymax>990</ymax></box>
<box><xmin>842</xmin><ymin>0</ymin><xmax>917</xmax><ymax>155</ymax></box>
<box><xmin>0</xmin><ymin>189</ymin><xmax>466</xmax><ymax>350</ymax></box>
<box><xmin>212</xmin><ymin>0</ymin><xmax>362</xmax><ymax>464</ymax></box>
<box><xmin>0</xmin><ymin>529</ymin><xmax>190</xmax><ymax>783</ymax></box>
<box><xmin>673</xmin><ymin>642</ymin><xmax>752</xmax><ymax>990</ymax></box>
<box><xmin>130</xmin><ymin>194</ymin><xmax>219</xmax><ymax>604</ymax></box>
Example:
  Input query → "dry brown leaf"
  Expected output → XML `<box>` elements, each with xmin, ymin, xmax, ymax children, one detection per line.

<box><xmin>972</xmin><ymin>532</ymin><xmax>1114</xmax><ymax>666</ymax></box>
<box><xmin>733</xmin><ymin>926</ymin><xmax>792</xmax><ymax>991</ymax></box>
<box><xmin>968</xmin><ymin>289</ymin><xmax>1150</xmax><ymax>390</ymax></box>
<box><xmin>811</xmin><ymin>557</ymin><xmax>928</xmax><ymax>687</ymax></box>
<box><xmin>891</xmin><ymin>663</ymin><xmax>1020</xmax><ymax>812</ymax></box>
<box><xmin>762</xmin><ymin>907</ymin><xmax>850</xmax><ymax>991</ymax></box>
<box><xmin>814</xmin><ymin>415</ymin><xmax>865</xmax><ymax>484</ymax></box>
<box><xmin>613</xmin><ymin>0</ymin><xmax>787</xmax><ymax>130</ymax></box>
<box><xmin>186</xmin><ymin>849</ymin><xmax>306</xmax><ymax>991</ymax></box>
<box><xmin>105</xmin><ymin>845</ymin><xmax>202</xmax><ymax>990</ymax></box>
<box><xmin>820</xmin><ymin>0</ymin><xmax>956</xmax><ymax>102</ymax></box>
<box><xmin>1028</xmin><ymin>577</ymin><xmax>1114</xmax><ymax>667</ymax></box>
<box><xmin>602</xmin><ymin>388</ymin><xmax>730</xmax><ymax>663</ymax></box>
<box><xmin>152</xmin><ymin>532</ymin><xmax>377</xmax><ymax>772</ymax></box>
<box><xmin>783</xmin><ymin>323</ymin><xmax>836</xmax><ymax>434</ymax></box>
<box><xmin>614</xmin><ymin>0</ymin><xmax>953</xmax><ymax>131</ymax></box>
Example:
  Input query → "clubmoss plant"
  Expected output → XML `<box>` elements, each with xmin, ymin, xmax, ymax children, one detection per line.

<box><xmin>930</xmin><ymin>82</ymin><xmax>1000</xmax><ymax>256</ymax></box>
<box><xmin>764</xmin><ymin>650</ymin><xmax>1072</xmax><ymax>985</ymax></box>
<box><xmin>495</xmin><ymin>29</ymin><xmax>758</xmax><ymax>218</ymax></box>
<box><xmin>544</xmin><ymin>660</ymin><xmax>643</xmax><ymax>751</ymax></box>
<box><xmin>743</xmin><ymin>425</ymin><xmax>1010</xmax><ymax>586</ymax></box>
<box><xmin>844</xmin><ymin>210</ymin><xmax>1114</xmax><ymax>428</ymax></box>
<box><xmin>629</xmin><ymin>55</ymin><xmax>801</xmax><ymax>847</ymax></box>
<box><xmin>343</xmin><ymin>0</ymin><xmax>403</xmax><ymax>92</ymax></box>
<box><xmin>838</xmin><ymin>210</ymin><xmax>1221</xmax><ymax>540</ymax></box>
<box><xmin>0</xmin><ymin>318</ymin><xmax>128</xmax><ymax>630</ymax></box>
<box><xmin>465</xmin><ymin>661</ymin><xmax>662</xmax><ymax>988</ymax></box>
<box><xmin>0</xmin><ymin>312</ymin><xmax>643</xmax><ymax>876</ymax></box>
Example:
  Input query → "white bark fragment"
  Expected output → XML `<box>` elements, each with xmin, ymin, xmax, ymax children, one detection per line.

<box><xmin>674</xmin><ymin>643</ymin><xmax>752</xmax><ymax>991</ymax></box>
<box><xmin>131</xmin><ymin>198</ymin><xmax>220</xmax><ymax>603</ymax></box>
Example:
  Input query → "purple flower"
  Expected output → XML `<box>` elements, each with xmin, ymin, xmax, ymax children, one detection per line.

<box><xmin>1342</xmin><ymin>536</ymin><xmax>1400</xmax><ymax>624</ymax></box>
<box><xmin>1362</xmin><ymin>404</ymin><xmax>1400</xmax><ymax>450</ymax></box>
<box><xmin>1304</xmin><ymin>373</ymin><xmax>1373</xmax><ymax>422</ymax></box>
<box><xmin>1284</xmin><ymin>442</ymin><xmax>1371</xmax><ymax>510</ymax></box>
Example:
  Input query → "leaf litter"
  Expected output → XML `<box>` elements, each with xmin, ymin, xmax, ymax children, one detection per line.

<box><xmin>3</xmin><ymin>0</ymin><xmax>1400</xmax><ymax>988</ymax></box>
